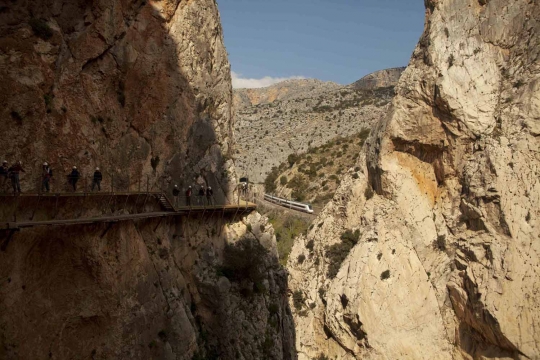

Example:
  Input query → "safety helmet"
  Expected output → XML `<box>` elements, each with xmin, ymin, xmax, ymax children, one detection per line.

<box><xmin>208</xmin><ymin>186</ymin><xmax>211</xmax><ymax>190</ymax></box>
<box><xmin>18</xmin><ymin>161</ymin><xmax>22</xmax><ymax>165</ymax></box>
<box><xmin>174</xmin><ymin>185</ymin><xmax>178</xmax><ymax>188</ymax></box>
<box><xmin>96</xmin><ymin>167</ymin><xmax>99</xmax><ymax>171</ymax></box>
<box><xmin>188</xmin><ymin>186</ymin><xmax>192</xmax><ymax>188</ymax></box>
<box><xmin>43</xmin><ymin>162</ymin><xmax>48</xmax><ymax>166</ymax></box>
<box><xmin>2</xmin><ymin>160</ymin><xmax>7</xmax><ymax>164</ymax></box>
<box><xmin>73</xmin><ymin>166</ymin><xmax>77</xmax><ymax>169</ymax></box>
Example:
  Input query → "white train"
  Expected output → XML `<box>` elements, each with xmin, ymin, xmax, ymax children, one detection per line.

<box><xmin>264</xmin><ymin>194</ymin><xmax>314</xmax><ymax>214</ymax></box>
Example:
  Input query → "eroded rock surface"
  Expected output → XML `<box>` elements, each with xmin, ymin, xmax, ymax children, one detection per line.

<box><xmin>1</xmin><ymin>204</ymin><xmax>295</xmax><ymax>359</ymax></box>
<box><xmin>288</xmin><ymin>1</ymin><xmax>540</xmax><ymax>359</ymax></box>
<box><xmin>0</xmin><ymin>1</ymin><xmax>296</xmax><ymax>359</ymax></box>
<box><xmin>0</xmin><ymin>0</ymin><xmax>235</xmax><ymax>201</ymax></box>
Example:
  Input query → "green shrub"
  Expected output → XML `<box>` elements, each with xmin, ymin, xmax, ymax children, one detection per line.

<box><xmin>264</xmin><ymin>167</ymin><xmax>279</xmax><ymax>193</ymax></box>
<box><xmin>315</xmin><ymin>353</ymin><xmax>330</xmax><ymax>360</ymax></box>
<box><xmin>298</xmin><ymin>254</ymin><xmax>306</xmax><ymax>264</ymax></box>
<box><xmin>381</xmin><ymin>270</ymin><xmax>390</xmax><ymax>280</ymax></box>
<box><xmin>306</xmin><ymin>240</ymin><xmax>314</xmax><ymax>251</ymax></box>
<box><xmin>326</xmin><ymin>229</ymin><xmax>360</xmax><ymax>279</ymax></box>
<box><xmin>364</xmin><ymin>186</ymin><xmax>374</xmax><ymax>200</ymax></box>
<box><xmin>448</xmin><ymin>54</ymin><xmax>455</xmax><ymax>68</ymax></box>
<box><xmin>318</xmin><ymin>287</ymin><xmax>326</xmax><ymax>303</ymax></box>
<box><xmin>280</xmin><ymin>175</ymin><xmax>288</xmax><ymax>185</ymax></box>
<box><xmin>247</xmin><ymin>223</ymin><xmax>252</xmax><ymax>232</ymax></box>
<box><xmin>292</xmin><ymin>290</ymin><xmax>305</xmax><ymax>310</ymax></box>
<box><xmin>288</xmin><ymin>153</ymin><xmax>299</xmax><ymax>167</ymax></box>
<box><xmin>340</xmin><ymin>229</ymin><xmax>360</xmax><ymax>243</ymax></box>
<box><xmin>358</xmin><ymin>128</ymin><xmax>370</xmax><ymax>141</ymax></box>
<box><xmin>29</xmin><ymin>18</ymin><xmax>53</xmax><ymax>40</ymax></box>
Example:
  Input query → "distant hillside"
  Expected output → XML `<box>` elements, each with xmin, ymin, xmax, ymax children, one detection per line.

<box><xmin>351</xmin><ymin>67</ymin><xmax>405</xmax><ymax>90</ymax></box>
<box><xmin>264</xmin><ymin>129</ymin><xmax>370</xmax><ymax>209</ymax></box>
<box><xmin>233</xmin><ymin>76</ymin><xmax>395</xmax><ymax>183</ymax></box>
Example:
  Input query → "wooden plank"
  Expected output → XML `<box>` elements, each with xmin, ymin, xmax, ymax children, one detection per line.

<box><xmin>0</xmin><ymin>200</ymin><xmax>256</xmax><ymax>230</ymax></box>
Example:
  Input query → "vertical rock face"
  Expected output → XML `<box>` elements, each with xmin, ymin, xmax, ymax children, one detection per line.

<box><xmin>1</xmin><ymin>209</ymin><xmax>296</xmax><ymax>359</ymax></box>
<box><xmin>288</xmin><ymin>1</ymin><xmax>540</xmax><ymax>359</ymax></box>
<box><xmin>0</xmin><ymin>1</ymin><xmax>296</xmax><ymax>359</ymax></box>
<box><xmin>0</xmin><ymin>0</ymin><xmax>235</xmax><ymax>200</ymax></box>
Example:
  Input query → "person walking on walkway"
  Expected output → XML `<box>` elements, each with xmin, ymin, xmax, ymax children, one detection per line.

<box><xmin>172</xmin><ymin>184</ymin><xmax>180</xmax><ymax>207</ymax></box>
<box><xmin>198</xmin><ymin>185</ymin><xmax>206</xmax><ymax>205</ymax></box>
<box><xmin>8</xmin><ymin>161</ymin><xmax>25</xmax><ymax>194</ymax></box>
<box><xmin>68</xmin><ymin>166</ymin><xmax>80</xmax><ymax>191</ymax></box>
<box><xmin>186</xmin><ymin>186</ymin><xmax>192</xmax><ymax>207</ymax></box>
<box><xmin>0</xmin><ymin>160</ymin><xmax>8</xmax><ymax>193</ymax></box>
<box><xmin>92</xmin><ymin>167</ymin><xmax>102</xmax><ymax>191</ymax></box>
<box><xmin>41</xmin><ymin>162</ymin><xmax>53</xmax><ymax>193</ymax></box>
<box><xmin>206</xmin><ymin>186</ymin><xmax>213</xmax><ymax>205</ymax></box>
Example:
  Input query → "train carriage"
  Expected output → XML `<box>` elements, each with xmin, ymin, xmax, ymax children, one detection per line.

<box><xmin>264</xmin><ymin>194</ymin><xmax>314</xmax><ymax>213</ymax></box>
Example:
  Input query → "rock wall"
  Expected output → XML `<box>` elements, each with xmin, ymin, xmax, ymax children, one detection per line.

<box><xmin>288</xmin><ymin>1</ymin><xmax>540</xmax><ymax>359</ymax></box>
<box><xmin>0</xmin><ymin>206</ymin><xmax>296</xmax><ymax>359</ymax></box>
<box><xmin>0</xmin><ymin>1</ymin><xmax>296</xmax><ymax>359</ymax></box>
<box><xmin>0</xmin><ymin>0</ymin><xmax>236</xmax><ymax>201</ymax></box>
<box><xmin>350</xmin><ymin>67</ymin><xmax>405</xmax><ymax>90</ymax></box>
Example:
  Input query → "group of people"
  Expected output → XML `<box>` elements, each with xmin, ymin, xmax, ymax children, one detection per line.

<box><xmin>174</xmin><ymin>185</ymin><xmax>214</xmax><ymax>207</ymax></box>
<box><xmin>0</xmin><ymin>160</ymin><xmax>103</xmax><ymax>194</ymax></box>
<box><xmin>1</xmin><ymin>160</ymin><xmax>215</xmax><ymax>205</ymax></box>
<box><xmin>42</xmin><ymin>164</ymin><xmax>103</xmax><ymax>193</ymax></box>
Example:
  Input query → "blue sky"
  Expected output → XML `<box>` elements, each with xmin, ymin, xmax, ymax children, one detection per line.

<box><xmin>217</xmin><ymin>0</ymin><xmax>425</xmax><ymax>88</ymax></box>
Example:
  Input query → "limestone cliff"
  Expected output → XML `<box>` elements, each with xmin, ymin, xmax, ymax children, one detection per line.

<box><xmin>0</xmin><ymin>1</ymin><xmax>295</xmax><ymax>359</ymax></box>
<box><xmin>288</xmin><ymin>1</ymin><xmax>540</xmax><ymax>359</ymax></box>
<box><xmin>0</xmin><ymin>0</ymin><xmax>235</xmax><ymax>201</ymax></box>
<box><xmin>350</xmin><ymin>67</ymin><xmax>405</xmax><ymax>90</ymax></box>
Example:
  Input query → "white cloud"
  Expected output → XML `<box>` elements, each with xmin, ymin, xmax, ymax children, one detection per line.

<box><xmin>231</xmin><ymin>71</ymin><xmax>305</xmax><ymax>89</ymax></box>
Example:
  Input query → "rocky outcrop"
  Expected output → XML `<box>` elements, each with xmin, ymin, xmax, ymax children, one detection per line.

<box><xmin>350</xmin><ymin>67</ymin><xmax>405</xmax><ymax>90</ymax></box>
<box><xmin>234</xmin><ymin>79</ymin><xmax>393</xmax><ymax>183</ymax></box>
<box><xmin>288</xmin><ymin>1</ymin><xmax>540</xmax><ymax>359</ymax></box>
<box><xmin>0</xmin><ymin>0</ymin><xmax>235</xmax><ymax>201</ymax></box>
<box><xmin>0</xmin><ymin>1</ymin><xmax>295</xmax><ymax>359</ymax></box>
<box><xmin>1</xmin><ymin>202</ymin><xmax>295</xmax><ymax>359</ymax></box>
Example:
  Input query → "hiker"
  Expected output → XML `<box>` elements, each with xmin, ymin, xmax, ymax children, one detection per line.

<box><xmin>41</xmin><ymin>162</ymin><xmax>53</xmax><ymax>193</ymax></box>
<box><xmin>8</xmin><ymin>161</ymin><xmax>25</xmax><ymax>194</ymax></box>
<box><xmin>198</xmin><ymin>185</ymin><xmax>206</xmax><ymax>205</ymax></box>
<box><xmin>0</xmin><ymin>160</ymin><xmax>8</xmax><ymax>193</ymax></box>
<box><xmin>172</xmin><ymin>185</ymin><xmax>180</xmax><ymax>207</ymax></box>
<box><xmin>185</xmin><ymin>186</ymin><xmax>192</xmax><ymax>207</ymax></box>
<box><xmin>206</xmin><ymin>186</ymin><xmax>213</xmax><ymax>205</ymax></box>
<box><xmin>92</xmin><ymin>167</ymin><xmax>102</xmax><ymax>191</ymax></box>
<box><xmin>68</xmin><ymin>166</ymin><xmax>80</xmax><ymax>191</ymax></box>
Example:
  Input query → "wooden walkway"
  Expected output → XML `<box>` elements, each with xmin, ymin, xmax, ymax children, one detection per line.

<box><xmin>0</xmin><ymin>192</ymin><xmax>256</xmax><ymax>230</ymax></box>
